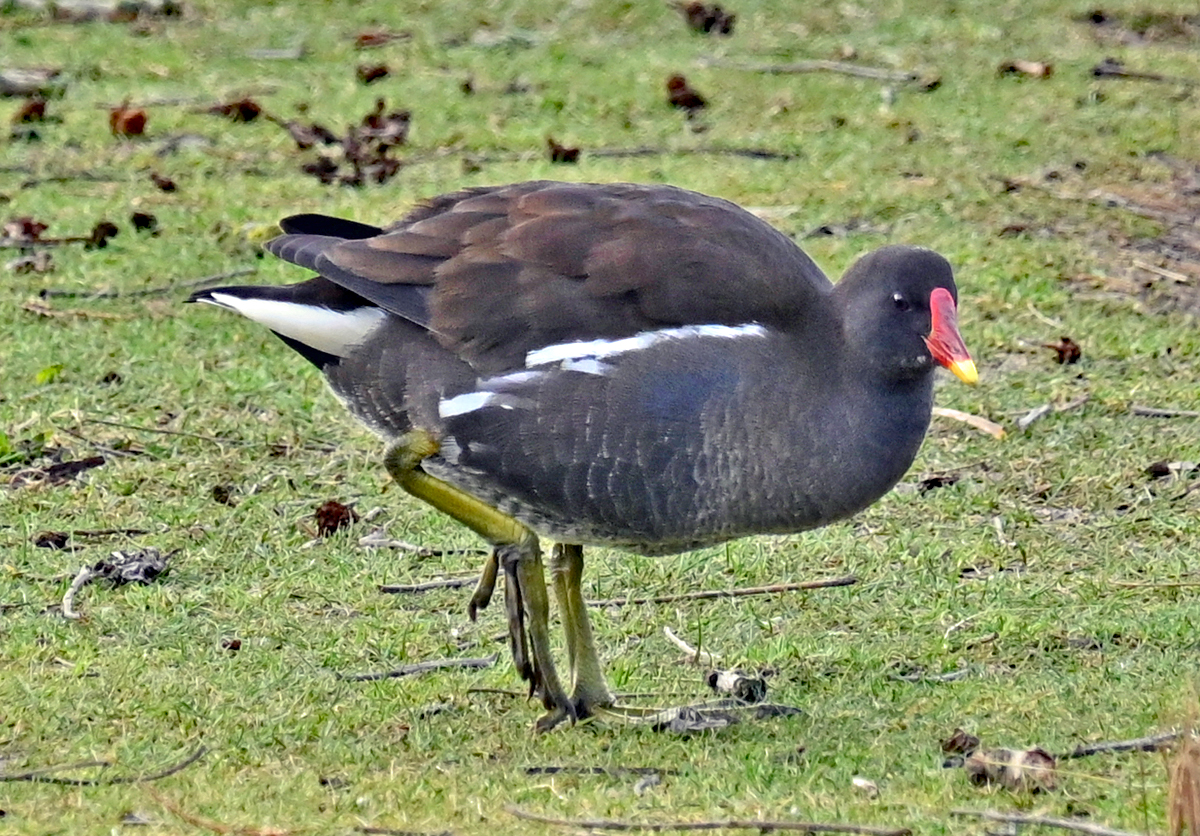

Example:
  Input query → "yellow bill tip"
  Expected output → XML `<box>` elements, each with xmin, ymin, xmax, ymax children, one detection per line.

<box><xmin>948</xmin><ymin>358</ymin><xmax>979</xmax><ymax>386</ymax></box>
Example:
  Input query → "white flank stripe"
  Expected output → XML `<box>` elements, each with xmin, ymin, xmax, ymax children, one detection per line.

<box><xmin>525</xmin><ymin>323</ymin><xmax>767</xmax><ymax>368</ymax></box>
<box><xmin>439</xmin><ymin>391</ymin><xmax>531</xmax><ymax>418</ymax></box>
<box><xmin>482</xmin><ymin>370</ymin><xmax>544</xmax><ymax>388</ymax></box>
<box><xmin>205</xmin><ymin>293</ymin><xmax>387</xmax><ymax>358</ymax></box>
<box><xmin>559</xmin><ymin>357</ymin><xmax>613</xmax><ymax>376</ymax></box>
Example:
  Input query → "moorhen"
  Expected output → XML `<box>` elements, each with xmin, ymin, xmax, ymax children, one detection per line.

<box><xmin>189</xmin><ymin>180</ymin><xmax>977</xmax><ymax>730</ymax></box>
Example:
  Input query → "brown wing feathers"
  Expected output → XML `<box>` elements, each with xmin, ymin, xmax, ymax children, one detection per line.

<box><xmin>268</xmin><ymin>182</ymin><xmax>834</xmax><ymax>375</ymax></box>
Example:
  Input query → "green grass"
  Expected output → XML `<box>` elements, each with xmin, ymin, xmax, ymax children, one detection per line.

<box><xmin>3</xmin><ymin>0</ymin><xmax>1200</xmax><ymax>833</ymax></box>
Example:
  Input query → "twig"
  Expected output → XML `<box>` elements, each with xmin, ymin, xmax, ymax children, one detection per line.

<box><xmin>524</xmin><ymin>765</ymin><xmax>677</xmax><ymax>776</ymax></box>
<box><xmin>992</xmin><ymin>516</ymin><xmax>1016</xmax><ymax>548</ymax></box>
<box><xmin>1173</xmin><ymin>479</ymin><xmax>1200</xmax><ymax>501</ymax></box>
<box><xmin>15</xmin><ymin>173</ymin><xmax>129</xmax><ymax>189</ymax></box>
<box><xmin>1130</xmin><ymin>404</ymin><xmax>1200</xmax><ymax>418</ymax></box>
<box><xmin>21</xmin><ymin>301</ymin><xmax>133</xmax><ymax>320</ymax></box>
<box><xmin>1133</xmin><ymin>259</ymin><xmax>1192</xmax><ymax>285</ymax></box>
<box><xmin>355</xmin><ymin>827</ymin><xmax>452</xmax><ymax>836</ymax></box>
<box><xmin>1017</xmin><ymin>404</ymin><xmax>1052</xmax><ymax>430</ymax></box>
<box><xmin>698</xmin><ymin>56</ymin><xmax>920</xmax><ymax>83</ymax></box>
<box><xmin>1057</xmin><ymin>394</ymin><xmax>1090</xmax><ymax>413</ymax></box>
<box><xmin>39</xmin><ymin>267</ymin><xmax>255</xmax><ymax>300</ymax></box>
<box><xmin>94</xmin><ymin>88</ymin><xmax>280</xmax><ymax>109</ymax></box>
<box><xmin>378</xmin><ymin>576</ymin><xmax>479</xmax><ymax>594</ymax></box>
<box><xmin>61</xmin><ymin>565</ymin><xmax>98</xmax><ymax>620</ymax></box>
<box><xmin>0</xmin><ymin>758</ymin><xmax>110</xmax><ymax>781</ymax></box>
<box><xmin>932</xmin><ymin>407</ymin><xmax>1007</xmax><ymax>439</ymax></box>
<box><xmin>663</xmin><ymin>626</ymin><xmax>721</xmax><ymax>664</ymax></box>
<box><xmin>359</xmin><ymin>529</ymin><xmax>486</xmax><ymax>556</ymax></box>
<box><xmin>588</xmin><ymin>145</ymin><xmax>797</xmax><ymax>162</ymax></box>
<box><xmin>998</xmin><ymin>177</ymin><xmax>1199</xmax><ymax>227</ymax></box>
<box><xmin>57</xmin><ymin>424</ymin><xmax>143</xmax><ymax>458</ymax></box>
<box><xmin>78</xmin><ymin>417</ymin><xmax>247</xmax><ymax>447</ymax></box>
<box><xmin>339</xmin><ymin>654</ymin><xmax>497</xmax><ymax>682</ymax></box>
<box><xmin>70</xmin><ymin>527</ymin><xmax>154</xmax><ymax>538</ymax></box>
<box><xmin>148</xmin><ymin>786</ymin><xmax>294</xmax><ymax>836</ymax></box>
<box><xmin>1025</xmin><ymin>301</ymin><xmax>1064</xmax><ymax>328</ymax></box>
<box><xmin>1113</xmin><ymin>579</ymin><xmax>1200</xmax><ymax>589</ymax></box>
<box><xmin>466</xmin><ymin>686</ymin><xmax>526</xmax><ymax>697</ymax></box>
<box><xmin>950</xmin><ymin>809</ymin><xmax>1140</xmax><ymax>836</ymax></box>
<box><xmin>1065</xmin><ymin>731</ymin><xmax>1179</xmax><ymax>758</ymax></box>
<box><xmin>412</xmin><ymin>146</ymin><xmax>799</xmax><ymax>169</ymax></box>
<box><xmin>588</xmin><ymin>576</ymin><xmax>856</xmax><ymax>608</ymax></box>
<box><xmin>1092</xmin><ymin>61</ymin><xmax>1197</xmax><ymax>87</ymax></box>
<box><xmin>79</xmin><ymin>416</ymin><xmax>336</xmax><ymax>452</ymax></box>
<box><xmin>0</xmin><ymin>746</ymin><xmax>207</xmax><ymax>785</ymax></box>
<box><xmin>507</xmin><ymin>805</ymin><xmax>911</xmax><ymax>835</ymax></box>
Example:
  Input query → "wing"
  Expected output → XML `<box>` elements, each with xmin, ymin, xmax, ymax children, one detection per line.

<box><xmin>265</xmin><ymin>181</ymin><xmax>833</xmax><ymax>375</ymax></box>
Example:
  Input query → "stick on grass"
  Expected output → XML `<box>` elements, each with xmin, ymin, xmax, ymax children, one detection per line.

<box><xmin>950</xmin><ymin>809</ymin><xmax>1141</xmax><ymax>836</ymax></box>
<box><xmin>339</xmin><ymin>654</ymin><xmax>498</xmax><ymax>682</ymax></box>
<box><xmin>0</xmin><ymin>746</ymin><xmax>208</xmax><ymax>785</ymax></box>
<box><xmin>508</xmin><ymin>805</ymin><xmax>911</xmax><ymax>834</ymax></box>
<box><xmin>588</xmin><ymin>576</ymin><xmax>856</xmax><ymax>607</ymax></box>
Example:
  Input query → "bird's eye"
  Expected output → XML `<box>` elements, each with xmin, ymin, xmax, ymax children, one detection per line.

<box><xmin>892</xmin><ymin>293</ymin><xmax>911</xmax><ymax>311</ymax></box>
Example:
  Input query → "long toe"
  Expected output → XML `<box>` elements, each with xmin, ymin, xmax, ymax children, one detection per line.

<box><xmin>467</xmin><ymin>548</ymin><xmax>499</xmax><ymax>621</ymax></box>
<box><xmin>501</xmin><ymin>554</ymin><xmax>534</xmax><ymax>685</ymax></box>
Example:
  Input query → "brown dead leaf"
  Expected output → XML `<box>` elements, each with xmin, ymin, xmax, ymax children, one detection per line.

<box><xmin>314</xmin><ymin>500</ymin><xmax>358</xmax><ymax>537</ymax></box>
<box><xmin>547</xmin><ymin>136</ymin><xmax>580</xmax><ymax>163</ymax></box>
<box><xmin>13</xmin><ymin>96</ymin><xmax>47</xmax><ymax>123</ymax></box>
<box><xmin>965</xmin><ymin>747</ymin><xmax>1057</xmax><ymax>792</ymax></box>
<box><xmin>291</xmin><ymin>98</ymin><xmax>409</xmax><ymax>187</ymax></box>
<box><xmin>917</xmin><ymin>473</ymin><xmax>961</xmax><ymax>494</ymax></box>
<box><xmin>667</xmin><ymin>74</ymin><xmax>707</xmax><ymax>112</ymax></box>
<box><xmin>131</xmin><ymin>211</ymin><xmax>158</xmax><ymax>234</ymax></box>
<box><xmin>301</xmin><ymin>156</ymin><xmax>339</xmax><ymax>184</ymax></box>
<box><xmin>354</xmin><ymin>29</ymin><xmax>410</xmax><ymax>49</ymax></box>
<box><xmin>265</xmin><ymin>114</ymin><xmax>339</xmax><ymax>150</ymax></box>
<box><xmin>206</xmin><ymin>97</ymin><xmax>263</xmax><ymax>122</ymax></box>
<box><xmin>942</xmin><ymin>727</ymin><xmax>981</xmax><ymax>754</ymax></box>
<box><xmin>211</xmin><ymin>484</ymin><xmax>236</xmax><ymax>506</ymax></box>
<box><xmin>1169</xmin><ymin>734</ymin><xmax>1200</xmax><ymax>836</ymax></box>
<box><xmin>85</xmin><ymin>221</ymin><xmax>119</xmax><ymax>250</ymax></box>
<box><xmin>673</xmin><ymin>1</ymin><xmax>736</xmax><ymax>35</ymax></box>
<box><xmin>1044</xmin><ymin>336</ymin><xmax>1081</xmax><ymax>364</ymax></box>
<box><xmin>33</xmin><ymin>530</ymin><xmax>71</xmax><ymax>549</ymax></box>
<box><xmin>356</xmin><ymin>63</ymin><xmax>389</xmax><ymax>84</ymax></box>
<box><xmin>109</xmin><ymin>102</ymin><xmax>147</xmax><ymax>137</ymax></box>
<box><xmin>359</xmin><ymin>97</ymin><xmax>410</xmax><ymax>146</ymax></box>
<box><xmin>149</xmin><ymin>171</ymin><xmax>177</xmax><ymax>192</ymax></box>
<box><xmin>5</xmin><ymin>216</ymin><xmax>49</xmax><ymax>242</ymax></box>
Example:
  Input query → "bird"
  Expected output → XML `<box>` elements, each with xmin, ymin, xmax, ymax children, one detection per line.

<box><xmin>188</xmin><ymin>180</ymin><xmax>977</xmax><ymax>731</ymax></box>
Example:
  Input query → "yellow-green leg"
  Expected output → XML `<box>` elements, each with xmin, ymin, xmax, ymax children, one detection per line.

<box><xmin>384</xmin><ymin>431</ymin><xmax>575</xmax><ymax>730</ymax></box>
<box><xmin>550</xmin><ymin>544</ymin><xmax>615</xmax><ymax>716</ymax></box>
